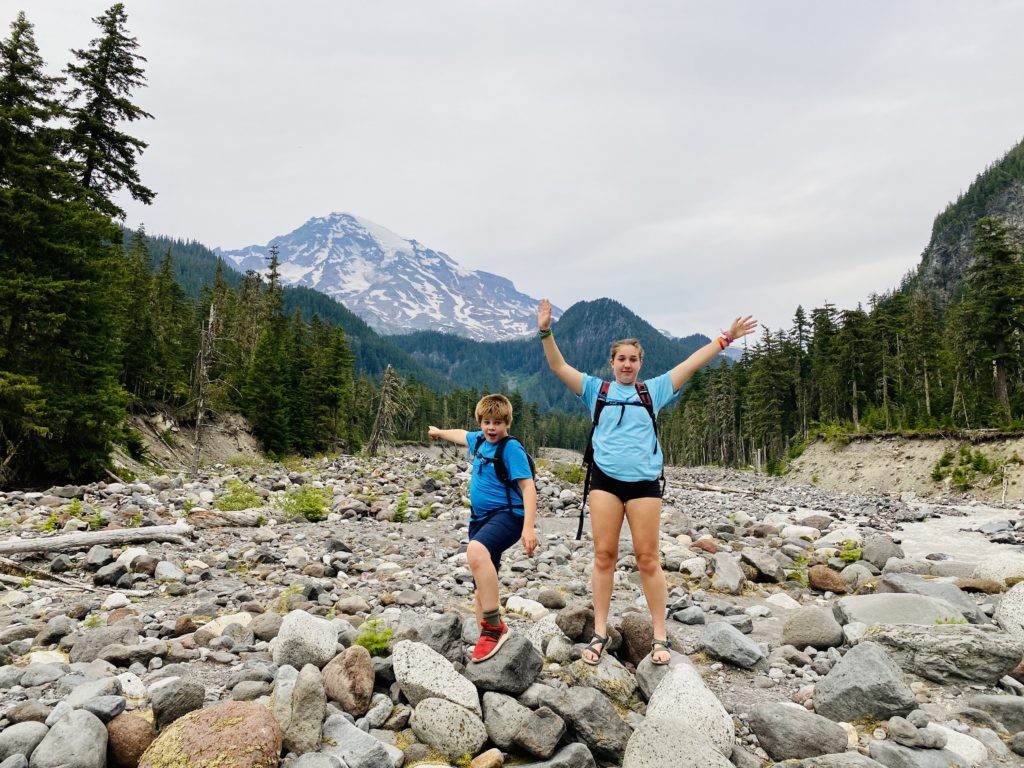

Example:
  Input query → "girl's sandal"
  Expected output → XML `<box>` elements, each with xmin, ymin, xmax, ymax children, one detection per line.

<box><xmin>651</xmin><ymin>639</ymin><xmax>673</xmax><ymax>666</ymax></box>
<box><xmin>582</xmin><ymin>632</ymin><xmax>609</xmax><ymax>665</ymax></box>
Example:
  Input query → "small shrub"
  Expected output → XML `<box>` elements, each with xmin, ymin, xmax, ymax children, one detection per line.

<box><xmin>354</xmin><ymin>618</ymin><xmax>393</xmax><ymax>657</ymax></box>
<box><xmin>41</xmin><ymin>512</ymin><xmax>60</xmax><ymax>532</ymax></box>
<box><xmin>83</xmin><ymin>614</ymin><xmax>103</xmax><ymax>630</ymax></box>
<box><xmin>121</xmin><ymin>427</ymin><xmax>148</xmax><ymax>461</ymax></box>
<box><xmin>87</xmin><ymin>511</ymin><xmax>104</xmax><ymax>530</ymax></box>
<box><xmin>215</xmin><ymin>480</ymin><xmax>261</xmax><ymax>512</ymax></box>
<box><xmin>67</xmin><ymin>498</ymin><xmax>84</xmax><ymax>517</ymax></box>
<box><xmin>810</xmin><ymin>474</ymin><xmax>819</xmax><ymax>484</ymax></box>
<box><xmin>426</xmin><ymin>469</ymin><xmax>449</xmax><ymax>482</ymax></box>
<box><xmin>393</xmin><ymin>492</ymin><xmax>409</xmax><ymax>523</ymax></box>
<box><xmin>764</xmin><ymin>457</ymin><xmax>788</xmax><ymax>476</ymax></box>
<box><xmin>552</xmin><ymin>464</ymin><xmax>586</xmax><ymax>485</ymax></box>
<box><xmin>129</xmin><ymin>512</ymin><xmax>143</xmax><ymax>527</ymax></box>
<box><xmin>418</xmin><ymin>503</ymin><xmax>433</xmax><ymax>520</ymax></box>
<box><xmin>255</xmin><ymin>513</ymin><xmax>267</xmax><ymax>526</ymax></box>
<box><xmin>280</xmin><ymin>486</ymin><xmax>331</xmax><ymax>522</ymax></box>
<box><xmin>838</xmin><ymin>540</ymin><xmax>862</xmax><ymax>563</ymax></box>
<box><xmin>182</xmin><ymin>498</ymin><xmax>196</xmax><ymax>514</ymax></box>
<box><xmin>159</xmin><ymin>428</ymin><xmax>177</xmax><ymax>447</ymax></box>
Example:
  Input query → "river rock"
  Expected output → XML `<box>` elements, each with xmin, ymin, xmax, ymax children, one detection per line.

<box><xmin>865</xmin><ymin>623</ymin><xmax>1024</xmax><ymax>685</ymax></box>
<box><xmin>808</xmin><ymin>565</ymin><xmax>848</xmax><ymax>594</ymax></box>
<box><xmin>867</xmin><ymin>741</ymin><xmax>968</xmax><ymax>767</ymax></box>
<box><xmin>319</xmin><ymin>713</ymin><xmax>391</xmax><ymax>768</ymax></box>
<box><xmin>482</xmin><ymin>691</ymin><xmax>532</xmax><ymax>750</ymax></box>
<box><xmin>814</xmin><ymin>641</ymin><xmax>916</xmax><ymax>722</ymax></box>
<box><xmin>106</xmin><ymin>713</ymin><xmax>157</xmax><ymax>768</ymax></box>
<box><xmin>747</xmin><ymin>702</ymin><xmax>849</xmax><ymax>760</ymax></box>
<box><xmin>463</xmin><ymin>633</ymin><xmax>543</xmax><ymax>694</ymax></box>
<box><xmin>968</xmin><ymin>694</ymin><xmax>1024</xmax><ymax>732</ymax></box>
<box><xmin>711</xmin><ymin>553</ymin><xmax>745</xmax><ymax>594</ymax></box>
<box><xmin>68</xmin><ymin>624</ymin><xmax>139</xmax><ymax>663</ymax></box>
<box><xmin>28</xmin><ymin>709</ymin><xmax>106</xmax><ymax>768</ymax></box>
<box><xmin>994</xmin><ymin>580</ymin><xmax>1024</xmax><ymax>641</ymax></box>
<box><xmin>0</xmin><ymin>722</ymin><xmax>47</xmax><ymax>764</ymax></box>
<box><xmin>701</xmin><ymin>622</ymin><xmax>765</xmax><ymax>668</ymax></box>
<box><xmin>861</xmin><ymin>534</ymin><xmax>904</xmax><ymax>569</ymax></box>
<box><xmin>392</xmin><ymin>639</ymin><xmax>481</xmax><ymax>715</ymax></box>
<box><xmin>410</xmin><ymin>697</ymin><xmax>488</xmax><ymax>760</ymax></box>
<box><xmin>644</xmin><ymin>657</ymin><xmax>733</xmax><ymax>756</ymax></box>
<box><xmin>876</xmin><ymin>574</ymin><xmax>987</xmax><ymax>624</ymax></box>
<box><xmin>513</xmin><ymin>706</ymin><xmax>566</xmax><ymax>759</ymax></box>
<box><xmin>782</xmin><ymin>606</ymin><xmax>844</xmax><ymax>649</ymax></box>
<box><xmin>271</xmin><ymin>610</ymin><xmax>337</xmax><ymax>669</ymax></box>
<box><xmin>972</xmin><ymin>552</ymin><xmax>1024</xmax><ymax>586</ymax></box>
<box><xmin>537</xmin><ymin>685</ymin><xmax>633</xmax><ymax>762</ymax></box>
<box><xmin>322</xmin><ymin>645</ymin><xmax>373</xmax><ymax>716</ymax></box>
<box><xmin>274</xmin><ymin>663</ymin><xmax>325</xmax><ymax>754</ymax></box>
<box><xmin>567</xmin><ymin>653</ymin><xmax>638</xmax><ymax>701</ymax></box>
<box><xmin>150</xmin><ymin>676</ymin><xmax>205</xmax><ymax>729</ymax></box>
<box><xmin>833</xmin><ymin>594</ymin><xmax>964</xmax><ymax>626</ymax></box>
<box><xmin>139</xmin><ymin>701</ymin><xmax>281</xmax><ymax>768</ymax></box>
<box><xmin>622</xmin><ymin>717</ymin><xmax>733</xmax><ymax>767</ymax></box>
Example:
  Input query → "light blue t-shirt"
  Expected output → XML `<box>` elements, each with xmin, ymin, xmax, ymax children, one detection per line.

<box><xmin>579</xmin><ymin>372</ymin><xmax>680</xmax><ymax>482</ymax></box>
<box><xmin>466</xmin><ymin>431</ymin><xmax>533</xmax><ymax>519</ymax></box>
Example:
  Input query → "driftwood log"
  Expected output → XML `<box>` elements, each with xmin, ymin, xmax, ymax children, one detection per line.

<box><xmin>0</xmin><ymin>521</ymin><xmax>193</xmax><ymax>556</ymax></box>
<box><xmin>186</xmin><ymin>509</ymin><xmax>267</xmax><ymax>528</ymax></box>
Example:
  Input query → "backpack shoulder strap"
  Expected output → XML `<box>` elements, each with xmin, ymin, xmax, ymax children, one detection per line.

<box><xmin>634</xmin><ymin>381</ymin><xmax>656</xmax><ymax>423</ymax></box>
<box><xmin>473</xmin><ymin>434</ymin><xmax>486</xmax><ymax>455</ymax></box>
<box><xmin>492</xmin><ymin>436</ymin><xmax>511</xmax><ymax>485</ymax></box>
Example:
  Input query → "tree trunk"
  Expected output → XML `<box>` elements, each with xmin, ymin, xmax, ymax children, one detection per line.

<box><xmin>0</xmin><ymin>521</ymin><xmax>192</xmax><ymax>556</ymax></box>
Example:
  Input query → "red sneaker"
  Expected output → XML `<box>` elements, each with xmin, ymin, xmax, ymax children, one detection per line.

<box><xmin>471</xmin><ymin>620</ymin><xmax>509</xmax><ymax>662</ymax></box>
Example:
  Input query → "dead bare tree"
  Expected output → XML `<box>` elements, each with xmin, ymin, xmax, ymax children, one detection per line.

<box><xmin>190</xmin><ymin>303</ymin><xmax>217</xmax><ymax>476</ymax></box>
<box><xmin>366</xmin><ymin>365</ymin><xmax>411</xmax><ymax>457</ymax></box>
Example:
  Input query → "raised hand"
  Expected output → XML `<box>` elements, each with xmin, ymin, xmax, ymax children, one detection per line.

<box><xmin>537</xmin><ymin>299</ymin><xmax>552</xmax><ymax>331</ymax></box>
<box><xmin>727</xmin><ymin>316</ymin><xmax>758</xmax><ymax>341</ymax></box>
<box><xmin>427</xmin><ymin>426</ymin><xmax>441</xmax><ymax>439</ymax></box>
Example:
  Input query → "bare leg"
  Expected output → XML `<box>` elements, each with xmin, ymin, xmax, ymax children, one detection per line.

<box><xmin>625</xmin><ymin>496</ymin><xmax>670</xmax><ymax>662</ymax></box>
<box><xmin>468</xmin><ymin>540</ymin><xmax>499</xmax><ymax>625</ymax></box>
<box><xmin>584</xmin><ymin>490</ymin><xmax>626</xmax><ymax>662</ymax></box>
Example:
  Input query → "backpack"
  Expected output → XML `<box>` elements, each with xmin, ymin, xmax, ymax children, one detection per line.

<box><xmin>471</xmin><ymin>434</ymin><xmax>537</xmax><ymax>519</ymax></box>
<box><xmin>577</xmin><ymin>380</ymin><xmax>664</xmax><ymax>540</ymax></box>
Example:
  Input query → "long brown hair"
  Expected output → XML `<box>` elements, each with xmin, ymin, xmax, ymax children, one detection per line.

<box><xmin>609</xmin><ymin>337</ymin><xmax>644</xmax><ymax>361</ymax></box>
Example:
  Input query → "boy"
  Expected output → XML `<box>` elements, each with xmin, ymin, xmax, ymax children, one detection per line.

<box><xmin>428</xmin><ymin>394</ymin><xmax>538</xmax><ymax>661</ymax></box>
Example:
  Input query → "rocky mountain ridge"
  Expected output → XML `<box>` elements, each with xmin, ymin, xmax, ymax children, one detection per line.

<box><xmin>215</xmin><ymin>213</ymin><xmax>561</xmax><ymax>341</ymax></box>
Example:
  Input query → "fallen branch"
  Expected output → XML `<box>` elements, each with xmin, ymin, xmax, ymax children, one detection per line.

<box><xmin>0</xmin><ymin>521</ymin><xmax>193</xmax><ymax>556</ymax></box>
<box><xmin>673</xmin><ymin>481</ymin><xmax>760</xmax><ymax>496</ymax></box>
<box><xmin>186</xmin><ymin>509</ymin><xmax>268</xmax><ymax>528</ymax></box>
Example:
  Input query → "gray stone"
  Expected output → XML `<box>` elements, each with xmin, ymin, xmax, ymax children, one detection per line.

<box><xmin>513</xmin><ymin>706</ymin><xmax>566</xmax><ymax>759</ymax></box>
<box><xmin>866</xmin><ymin>623</ymin><xmax>1023</xmax><ymax>686</ymax></box>
<box><xmin>249</xmin><ymin>611</ymin><xmax>283</xmax><ymax>641</ymax></box>
<box><xmin>0</xmin><ymin>722</ymin><xmax>48</xmax><ymax>763</ymax></box>
<box><xmin>867</xmin><ymin>741</ymin><xmax>968</xmax><ymax>767</ymax></box>
<box><xmin>33</xmin><ymin>616</ymin><xmax>77</xmax><ymax>647</ymax></box>
<box><xmin>273</xmin><ymin>663</ymin><xmax>326</xmax><ymax>754</ymax></box>
<box><xmin>0</xmin><ymin>755</ymin><xmax>29</xmax><ymax>768</ymax></box>
<box><xmin>635</xmin><ymin>651</ymin><xmax>692</xmax><ymax>701</ymax></box>
<box><xmin>153</xmin><ymin>561</ymin><xmax>186</xmax><ymax>582</ymax></box>
<box><xmin>290</xmin><ymin>755</ymin><xmax>344</xmax><ymax>768</ymax></box>
<box><xmin>27</xmin><ymin>709</ymin><xmax>106</xmax><ymax>768</ymax></box>
<box><xmin>814</xmin><ymin>642</ymin><xmax>916</xmax><ymax>722</ymax></box>
<box><xmin>782</xmin><ymin>606</ymin><xmax>844</xmax><ymax>650</ymax></box>
<box><xmin>68</xmin><ymin>624</ymin><xmax>139</xmax><ymax>663</ymax></box>
<box><xmin>409</xmin><ymin>697</ymin><xmax>488</xmax><ymax>760</ymax></box>
<box><xmin>622</xmin><ymin>717</ymin><xmax>733</xmax><ymax>767</ymax></box>
<box><xmin>877</xmin><ymin>574</ymin><xmax>988</xmax><ymax>624</ymax></box>
<box><xmin>969</xmin><ymin>695</ymin><xmax>1024</xmax><ymax>733</ymax></box>
<box><xmin>862</xmin><ymin>535</ymin><xmax>904</xmax><ymax>569</ymax></box>
<box><xmin>994</xmin><ymin>581</ymin><xmax>1024</xmax><ymax>642</ymax></box>
<box><xmin>392</xmin><ymin>639</ymin><xmax>480</xmax><ymax>716</ymax></box>
<box><xmin>538</xmin><ymin>685</ymin><xmax>633</xmax><ymax>762</ymax></box>
<box><xmin>643</xmin><ymin>658</ymin><xmax>734</xmax><ymax>757</ymax></box>
<box><xmin>701</xmin><ymin>622</ymin><xmax>765</xmax><ymax>669</ymax></box>
<box><xmin>482</xmin><ymin>691</ymin><xmax>532</xmax><ymax>750</ymax></box>
<box><xmin>319</xmin><ymin>713</ymin><xmax>392</xmax><ymax>768</ymax></box>
<box><xmin>771</xmin><ymin>755</ymin><xmax>889</xmax><ymax>767</ymax></box>
<box><xmin>673</xmin><ymin>606</ymin><xmax>705</xmax><ymax>624</ymax></box>
<box><xmin>272</xmin><ymin>610</ymin><xmax>337</xmax><ymax>669</ymax></box>
<box><xmin>833</xmin><ymin>594</ymin><xmax>964</xmax><ymax>627</ymax></box>
<box><xmin>711</xmin><ymin>553</ymin><xmax>745</xmax><ymax>594</ymax></box>
<box><xmin>401</xmin><ymin>612</ymin><xmax>463</xmax><ymax>664</ymax></box>
<box><xmin>740</xmin><ymin>549</ymin><xmax>785</xmax><ymax>582</ymax></box>
<box><xmin>523</xmin><ymin>743</ymin><xmax>597</xmax><ymax>768</ymax></box>
<box><xmin>888</xmin><ymin>716</ymin><xmax>946</xmax><ymax>749</ymax></box>
<box><xmin>463</xmin><ymin>633</ymin><xmax>543</xmax><ymax>694</ymax></box>
<box><xmin>841</xmin><ymin>563</ymin><xmax>875</xmax><ymax>591</ymax></box>
<box><xmin>80</xmin><ymin>695</ymin><xmax>126</xmax><ymax>722</ymax></box>
<box><xmin>747</xmin><ymin>702</ymin><xmax>848</xmax><ymax>760</ymax></box>
<box><xmin>567</xmin><ymin>653</ymin><xmax>638</xmax><ymax>702</ymax></box>
<box><xmin>19</xmin><ymin>665</ymin><xmax>64</xmax><ymax>687</ymax></box>
<box><xmin>150</xmin><ymin>676</ymin><xmax>205</xmax><ymax>729</ymax></box>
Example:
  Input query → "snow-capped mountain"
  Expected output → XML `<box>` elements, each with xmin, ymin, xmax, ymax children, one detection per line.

<box><xmin>215</xmin><ymin>213</ymin><xmax>558</xmax><ymax>341</ymax></box>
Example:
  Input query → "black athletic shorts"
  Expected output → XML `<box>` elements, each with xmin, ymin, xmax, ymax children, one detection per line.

<box><xmin>468</xmin><ymin>509</ymin><xmax>524</xmax><ymax>572</ymax></box>
<box><xmin>589</xmin><ymin>464</ymin><xmax>662</xmax><ymax>503</ymax></box>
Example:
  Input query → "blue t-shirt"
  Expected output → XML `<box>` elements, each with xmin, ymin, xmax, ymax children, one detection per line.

<box><xmin>579</xmin><ymin>371</ymin><xmax>680</xmax><ymax>482</ymax></box>
<box><xmin>465</xmin><ymin>431</ymin><xmax>533</xmax><ymax>519</ymax></box>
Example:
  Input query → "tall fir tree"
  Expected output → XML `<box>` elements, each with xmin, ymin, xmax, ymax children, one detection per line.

<box><xmin>63</xmin><ymin>3</ymin><xmax>153</xmax><ymax>218</ymax></box>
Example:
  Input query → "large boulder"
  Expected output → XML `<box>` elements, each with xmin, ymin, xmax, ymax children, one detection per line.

<box><xmin>867</xmin><ymin>741</ymin><xmax>968</xmax><ymax>767</ymax></box>
<box><xmin>813</xmin><ymin>642</ymin><xmax>916</xmax><ymax>722</ymax></box>
<box><xmin>861</xmin><ymin>535</ymin><xmax>904</xmax><ymax>569</ymax></box>
<box><xmin>409</xmin><ymin>697</ymin><xmax>488</xmax><ymax>760</ymax></box>
<box><xmin>322</xmin><ymin>646</ymin><xmax>374</xmax><ymax>716</ymax></box>
<box><xmin>28</xmin><ymin>710</ymin><xmax>107</xmax><ymax>768</ymax></box>
<box><xmin>463</xmin><ymin>634</ymin><xmax>543</xmax><ymax>695</ymax></box>
<box><xmin>537</xmin><ymin>685</ymin><xmax>633</xmax><ymax>762</ymax></box>
<box><xmin>392</xmin><ymin>640</ymin><xmax>480</xmax><ymax>716</ymax></box>
<box><xmin>318</xmin><ymin>713</ymin><xmax>392</xmax><ymax>768</ymax></box>
<box><xmin>864</xmin><ymin>623</ymin><xmax>1024</xmax><ymax>686</ymax></box>
<box><xmin>0</xmin><ymin>722</ymin><xmax>47</xmax><ymax>764</ymax></box>
<box><xmin>832</xmin><ymin>594</ymin><xmax>964</xmax><ymax>627</ymax></box>
<box><xmin>68</xmin><ymin>624</ymin><xmax>139</xmax><ymax>663</ymax></box>
<box><xmin>623</xmin><ymin>717</ymin><xmax>733</xmax><ymax>767</ymax></box>
<box><xmin>567</xmin><ymin>654</ymin><xmax>638</xmax><ymax>701</ymax></box>
<box><xmin>138</xmin><ymin>701</ymin><xmax>281</xmax><ymax>768</ymax></box>
<box><xmin>972</xmin><ymin>552</ymin><xmax>1024</xmax><ymax>586</ymax></box>
<box><xmin>482</xmin><ymin>691</ymin><xmax>532</xmax><ymax>751</ymax></box>
<box><xmin>782</xmin><ymin>606</ymin><xmax>844</xmax><ymax>650</ymax></box>
<box><xmin>644</xmin><ymin>658</ymin><xmax>733</xmax><ymax>757</ymax></box>
<box><xmin>106</xmin><ymin>713</ymin><xmax>157</xmax><ymax>768</ymax></box>
<box><xmin>149</xmin><ymin>677</ymin><xmax>205</xmax><ymax>730</ymax></box>
<box><xmin>969</xmin><ymin>694</ymin><xmax>1024</xmax><ymax>733</ymax></box>
<box><xmin>270</xmin><ymin>663</ymin><xmax>325</xmax><ymax>755</ymax></box>
<box><xmin>994</xmin><ymin>581</ymin><xmax>1024</xmax><ymax>641</ymax></box>
<box><xmin>746</xmin><ymin>703</ymin><xmax>849</xmax><ymax>761</ymax></box>
<box><xmin>876</xmin><ymin>574</ymin><xmax>987</xmax><ymax>624</ymax></box>
<box><xmin>271</xmin><ymin>610</ymin><xmax>337</xmax><ymax>669</ymax></box>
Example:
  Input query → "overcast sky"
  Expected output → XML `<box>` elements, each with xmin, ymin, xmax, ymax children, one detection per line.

<box><xmin>18</xmin><ymin>0</ymin><xmax>1024</xmax><ymax>339</ymax></box>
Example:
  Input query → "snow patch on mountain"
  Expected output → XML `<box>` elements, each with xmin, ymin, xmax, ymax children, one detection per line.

<box><xmin>215</xmin><ymin>212</ymin><xmax>556</xmax><ymax>341</ymax></box>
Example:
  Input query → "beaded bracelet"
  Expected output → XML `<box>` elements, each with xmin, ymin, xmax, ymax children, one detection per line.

<box><xmin>539</xmin><ymin>329</ymin><xmax>553</xmax><ymax>339</ymax></box>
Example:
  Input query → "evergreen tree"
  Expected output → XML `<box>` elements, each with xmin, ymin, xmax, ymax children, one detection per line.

<box><xmin>63</xmin><ymin>3</ymin><xmax>154</xmax><ymax>217</ymax></box>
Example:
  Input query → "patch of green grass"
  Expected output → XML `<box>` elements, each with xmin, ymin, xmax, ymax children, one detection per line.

<box><xmin>418</xmin><ymin>503</ymin><xmax>433</xmax><ymax>520</ymax></box>
<box><xmin>66</xmin><ymin>498</ymin><xmax>84</xmax><ymax>517</ymax></box>
<box><xmin>83</xmin><ymin>614</ymin><xmax>103</xmax><ymax>629</ymax></box>
<box><xmin>354</xmin><ymin>618</ymin><xmax>393</xmax><ymax>657</ymax></box>
<box><xmin>41</xmin><ymin>512</ymin><xmax>61</xmax><ymax>532</ymax></box>
<box><xmin>425</xmin><ymin>469</ymin><xmax>449</xmax><ymax>482</ymax></box>
<box><xmin>932</xmin><ymin>445</ymin><xmax>1002</xmax><ymax>490</ymax></box>
<box><xmin>838</xmin><ymin>540</ymin><xmax>862</xmax><ymax>563</ymax></box>
<box><xmin>936</xmin><ymin>617</ymin><xmax>968</xmax><ymax>625</ymax></box>
<box><xmin>279</xmin><ymin>485</ymin><xmax>331</xmax><ymax>522</ymax></box>
<box><xmin>128</xmin><ymin>512</ymin><xmax>143</xmax><ymax>527</ymax></box>
<box><xmin>215</xmin><ymin>480</ymin><xmax>262</xmax><ymax>512</ymax></box>
<box><xmin>87</xmin><ymin>511</ymin><xmax>104</xmax><ymax>530</ymax></box>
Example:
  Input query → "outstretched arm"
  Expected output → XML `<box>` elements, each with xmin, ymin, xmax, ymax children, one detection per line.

<box><xmin>669</xmin><ymin>315</ymin><xmax>758</xmax><ymax>391</ymax></box>
<box><xmin>427</xmin><ymin>426</ymin><xmax>469</xmax><ymax>446</ymax></box>
<box><xmin>538</xmin><ymin>298</ymin><xmax>583</xmax><ymax>396</ymax></box>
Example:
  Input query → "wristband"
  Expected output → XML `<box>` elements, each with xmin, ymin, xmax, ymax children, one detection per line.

<box><xmin>539</xmin><ymin>329</ymin><xmax>553</xmax><ymax>339</ymax></box>
<box><xmin>720</xmin><ymin>330</ymin><xmax>733</xmax><ymax>345</ymax></box>
<box><xmin>716</xmin><ymin>336</ymin><xmax>726</xmax><ymax>350</ymax></box>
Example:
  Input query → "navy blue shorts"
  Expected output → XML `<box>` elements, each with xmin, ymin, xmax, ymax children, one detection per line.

<box><xmin>589</xmin><ymin>464</ymin><xmax>662</xmax><ymax>503</ymax></box>
<box><xmin>468</xmin><ymin>509</ymin><xmax>524</xmax><ymax>572</ymax></box>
